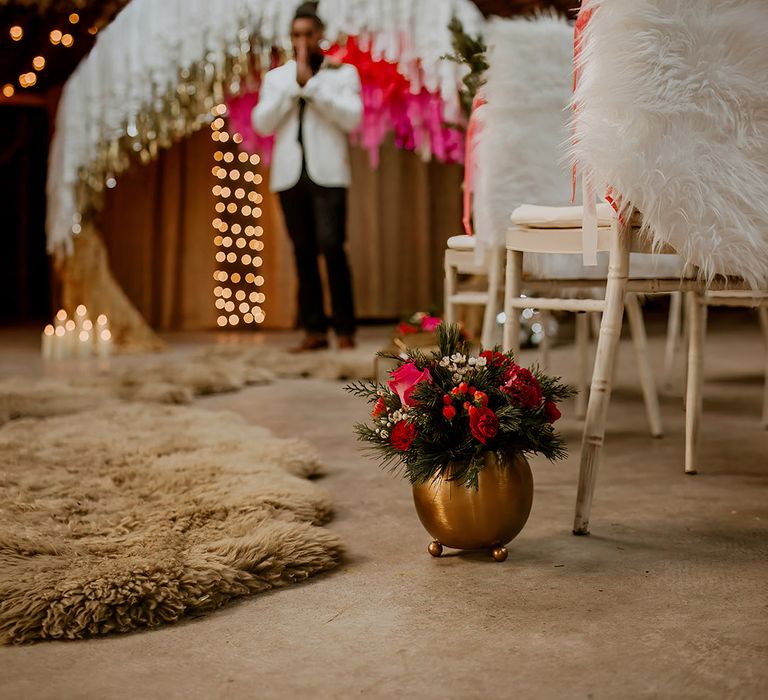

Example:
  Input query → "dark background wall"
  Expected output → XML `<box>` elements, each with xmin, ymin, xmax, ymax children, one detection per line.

<box><xmin>0</xmin><ymin>105</ymin><xmax>50</xmax><ymax>323</ymax></box>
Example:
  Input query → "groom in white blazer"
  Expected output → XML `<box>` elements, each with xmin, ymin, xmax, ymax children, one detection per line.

<box><xmin>253</xmin><ymin>1</ymin><xmax>363</xmax><ymax>352</ymax></box>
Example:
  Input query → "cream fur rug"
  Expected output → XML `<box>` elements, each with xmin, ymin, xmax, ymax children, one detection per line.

<box><xmin>0</xmin><ymin>403</ymin><xmax>343</xmax><ymax>644</ymax></box>
<box><xmin>0</xmin><ymin>345</ymin><xmax>375</xmax><ymax>425</ymax></box>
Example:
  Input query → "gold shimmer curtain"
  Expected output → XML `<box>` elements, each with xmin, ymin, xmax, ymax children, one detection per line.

<box><xmin>100</xmin><ymin>131</ymin><xmax>463</xmax><ymax>330</ymax></box>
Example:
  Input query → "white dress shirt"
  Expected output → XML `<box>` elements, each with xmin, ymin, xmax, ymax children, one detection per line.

<box><xmin>252</xmin><ymin>60</ymin><xmax>363</xmax><ymax>192</ymax></box>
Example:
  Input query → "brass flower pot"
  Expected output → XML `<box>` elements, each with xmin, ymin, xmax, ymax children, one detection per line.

<box><xmin>411</xmin><ymin>452</ymin><xmax>533</xmax><ymax>562</ymax></box>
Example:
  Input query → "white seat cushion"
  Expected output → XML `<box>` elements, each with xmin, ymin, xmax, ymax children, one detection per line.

<box><xmin>511</xmin><ymin>203</ymin><xmax>616</xmax><ymax>229</ymax></box>
<box><xmin>447</xmin><ymin>235</ymin><xmax>476</xmax><ymax>250</ymax></box>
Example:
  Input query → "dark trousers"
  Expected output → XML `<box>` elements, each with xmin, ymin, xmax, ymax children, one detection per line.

<box><xmin>278</xmin><ymin>172</ymin><xmax>356</xmax><ymax>336</ymax></box>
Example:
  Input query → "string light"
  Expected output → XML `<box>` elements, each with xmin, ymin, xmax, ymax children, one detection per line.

<box><xmin>50</xmin><ymin>29</ymin><xmax>62</xmax><ymax>45</ymax></box>
<box><xmin>2</xmin><ymin>84</ymin><xmax>14</xmax><ymax>98</ymax></box>
<box><xmin>210</xmin><ymin>111</ymin><xmax>265</xmax><ymax>328</ymax></box>
<box><xmin>19</xmin><ymin>72</ymin><xmax>37</xmax><ymax>88</ymax></box>
<box><xmin>69</xmin><ymin>13</ymin><xmax>80</xmax><ymax>24</ymax></box>
<box><xmin>10</xmin><ymin>26</ymin><xmax>23</xmax><ymax>41</ymax></box>
<box><xmin>61</xmin><ymin>33</ymin><xmax>74</xmax><ymax>48</ymax></box>
<box><xmin>32</xmin><ymin>56</ymin><xmax>46</xmax><ymax>71</ymax></box>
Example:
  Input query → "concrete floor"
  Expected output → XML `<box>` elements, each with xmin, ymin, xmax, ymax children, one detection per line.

<box><xmin>1</xmin><ymin>313</ymin><xmax>767</xmax><ymax>699</ymax></box>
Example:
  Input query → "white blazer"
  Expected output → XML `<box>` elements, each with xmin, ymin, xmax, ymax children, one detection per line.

<box><xmin>252</xmin><ymin>60</ymin><xmax>363</xmax><ymax>192</ymax></box>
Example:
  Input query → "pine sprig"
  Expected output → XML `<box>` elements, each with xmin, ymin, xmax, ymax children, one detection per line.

<box><xmin>442</xmin><ymin>16</ymin><xmax>489</xmax><ymax>119</ymax></box>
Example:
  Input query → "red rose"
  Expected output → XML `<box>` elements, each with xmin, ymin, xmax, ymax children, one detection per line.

<box><xmin>442</xmin><ymin>394</ymin><xmax>452</xmax><ymax>405</ymax></box>
<box><xmin>443</xmin><ymin>405</ymin><xmax>457</xmax><ymax>420</ymax></box>
<box><xmin>473</xmin><ymin>391</ymin><xmax>489</xmax><ymax>407</ymax></box>
<box><xmin>468</xmin><ymin>406</ymin><xmax>499</xmax><ymax>445</ymax></box>
<box><xmin>544</xmin><ymin>401</ymin><xmax>561</xmax><ymax>424</ymax></box>
<box><xmin>391</xmin><ymin>421</ymin><xmax>417</xmax><ymax>451</ymax></box>
<box><xmin>372</xmin><ymin>397</ymin><xmax>386</xmax><ymax>419</ymax></box>
<box><xmin>502</xmin><ymin>365</ymin><xmax>543</xmax><ymax>409</ymax></box>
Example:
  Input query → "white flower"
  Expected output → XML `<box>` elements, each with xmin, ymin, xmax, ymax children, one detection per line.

<box><xmin>453</xmin><ymin>373</ymin><xmax>461</xmax><ymax>382</ymax></box>
<box><xmin>468</xmin><ymin>357</ymin><xmax>477</xmax><ymax>366</ymax></box>
<box><xmin>476</xmin><ymin>356</ymin><xmax>487</xmax><ymax>367</ymax></box>
<box><xmin>439</xmin><ymin>357</ymin><xmax>450</xmax><ymax>367</ymax></box>
<box><xmin>450</xmin><ymin>353</ymin><xmax>466</xmax><ymax>365</ymax></box>
<box><xmin>381</xmin><ymin>430</ymin><xmax>389</xmax><ymax>439</ymax></box>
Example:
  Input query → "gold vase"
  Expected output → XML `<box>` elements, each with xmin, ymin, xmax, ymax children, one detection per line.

<box><xmin>411</xmin><ymin>452</ymin><xmax>533</xmax><ymax>562</ymax></box>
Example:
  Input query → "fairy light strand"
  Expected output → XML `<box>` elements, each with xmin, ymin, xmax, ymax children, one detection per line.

<box><xmin>210</xmin><ymin>104</ymin><xmax>266</xmax><ymax>328</ymax></box>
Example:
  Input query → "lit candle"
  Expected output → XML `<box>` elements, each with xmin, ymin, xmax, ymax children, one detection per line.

<box><xmin>41</xmin><ymin>324</ymin><xmax>55</xmax><ymax>360</ymax></box>
<box><xmin>53</xmin><ymin>324</ymin><xmax>66</xmax><ymax>360</ymax></box>
<box><xmin>97</xmin><ymin>329</ymin><xmax>113</xmax><ymax>358</ymax></box>
<box><xmin>64</xmin><ymin>319</ymin><xmax>77</xmax><ymax>359</ymax></box>
<box><xmin>95</xmin><ymin>315</ymin><xmax>112</xmax><ymax>357</ymax></box>
<box><xmin>75</xmin><ymin>304</ymin><xmax>88</xmax><ymax>333</ymax></box>
<box><xmin>77</xmin><ymin>329</ymin><xmax>92</xmax><ymax>358</ymax></box>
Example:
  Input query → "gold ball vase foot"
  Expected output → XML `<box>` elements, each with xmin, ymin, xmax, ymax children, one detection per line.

<box><xmin>428</xmin><ymin>541</ymin><xmax>443</xmax><ymax>557</ymax></box>
<box><xmin>491</xmin><ymin>546</ymin><xmax>508</xmax><ymax>562</ymax></box>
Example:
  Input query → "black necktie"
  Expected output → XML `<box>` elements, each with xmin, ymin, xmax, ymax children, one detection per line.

<box><xmin>298</xmin><ymin>97</ymin><xmax>306</xmax><ymax>169</ymax></box>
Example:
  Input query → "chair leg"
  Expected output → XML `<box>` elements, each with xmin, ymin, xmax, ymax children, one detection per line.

<box><xmin>573</xmin><ymin>219</ymin><xmax>632</xmax><ymax>535</ymax></box>
<box><xmin>538</xmin><ymin>311</ymin><xmax>552</xmax><ymax>369</ymax></box>
<box><xmin>503</xmin><ymin>250</ymin><xmax>523</xmax><ymax>355</ymax></box>
<box><xmin>758</xmin><ymin>305</ymin><xmax>768</xmax><ymax>429</ymax></box>
<box><xmin>575</xmin><ymin>312</ymin><xmax>590</xmax><ymax>419</ymax></box>
<box><xmin>481</xmin><ymin>248</ymin><xmax>502</xmax><ymax>349</ymax></box>
<box><xmin>662</xmin><ymin>291</ymin><xmax>683</xmax><ymax>392</ymax></box>
<box><xmin>684</xmin><ymin>292</ymin><xmax>707</xmax><ymax>474</ymax></box>
<box><xmin>589</xmin><ymin>311</ymin><xmax>602</xmax><ymax>339</ymax></box>
<box><xmin>626</xmin><ymin>293</ymin><xmax>664</xmax><ymax>438</ymax></box>
<box><xmin>444</xmin><ymin>255</ymin><xmax>457</xmax><ymax>325</ymax></box>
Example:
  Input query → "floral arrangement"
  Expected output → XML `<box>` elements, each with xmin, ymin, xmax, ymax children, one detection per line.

<box><xmin>395</xmin><ymin>311</ymin><xmax>443</xmax><ymax>337</ymax></box>
<box><xmin>347</xmin><ymin>324</ymin><xmax>575</xmax><ymax>488</ymax></box>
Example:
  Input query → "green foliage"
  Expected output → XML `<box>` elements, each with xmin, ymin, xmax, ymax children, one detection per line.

<box><xmin>443</xmin><ymin>16</ymin><xmax>489</xmax><ymax>119</ymax></box>
<box><xmin>345</xmin><ymin>323</ymin><xmax>576</xmax><ymax>489</ymax></box>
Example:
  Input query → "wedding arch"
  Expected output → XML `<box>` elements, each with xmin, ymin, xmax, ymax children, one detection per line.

<box><xmin>46</xmin><ymin>0</ymin><xmax>484</xmax><ymax>350</ymax></box>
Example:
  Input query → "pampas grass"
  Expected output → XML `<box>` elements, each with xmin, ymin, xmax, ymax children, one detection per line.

<box><xmin>0</xmin><ymin>403</ymin><xmax>343</xmax><ymax>644</ymax></box>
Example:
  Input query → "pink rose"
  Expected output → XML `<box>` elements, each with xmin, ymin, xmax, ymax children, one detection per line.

<box><xmin>420</xmin><ymin>316</ymin><xmax>442</xmax><ymax>333</ymax></box>
<box><xmin>388</xmin><ymin>362</ymin><xmax>433</xmax><ymax>407</ymax></box>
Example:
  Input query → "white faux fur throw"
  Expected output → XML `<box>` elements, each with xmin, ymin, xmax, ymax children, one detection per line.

<box><xmin>475</xmin><ymin>15</ymin><xmax>575</xmax><ymax>254</ymax></box>
<box><xmin>572</xmin><ymin>0</ymin><xmax>768</xmax><ymax>289</ymax></box>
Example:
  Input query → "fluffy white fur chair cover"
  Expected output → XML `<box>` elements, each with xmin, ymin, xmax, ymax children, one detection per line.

<box><xmin>474</xmin><ymin>15</ymin><xmax>682</xmax><ymax>280</ymax></box>
<box><xmin>474</xmin><ymin>14</ymin><xmax>575</xmax><ymax>263</ymax></box>
<box><xmin>572</xmin><ymin>0</ymin><xmax>768</xmax><ymax>289</ymax></box>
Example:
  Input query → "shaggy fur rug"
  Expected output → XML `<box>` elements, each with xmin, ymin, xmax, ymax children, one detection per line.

<box><xmin>0</xmin><ymin>403</ymin><xmax>343</xmax><ymax>644</ymax></box>
<box><xmin>0</xmin><ymin>345</ymin><xmax>375</xmax><ymax>425</ymax></box>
